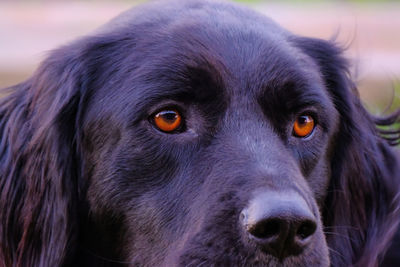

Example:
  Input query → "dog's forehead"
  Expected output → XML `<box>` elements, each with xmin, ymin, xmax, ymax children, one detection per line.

<box><xmin>90</xmin><ymin>0</ymin><xmax>330</xmax><ymax>120</ymax></box>
<box><xmin>110</xmin><ymin>1</ymin><xmax>321</xmax><ymax>89</ymax></box>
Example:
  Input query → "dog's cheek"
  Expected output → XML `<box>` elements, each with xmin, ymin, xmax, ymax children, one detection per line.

<box><xmin>86</xmin><ymin>136</ymin><xmax>198</xmax><ymax>264</ymax></box>
<box><xmin>304</xmin><ymin>126</ymin><xmax>339</xmax><ymax>205</ymax></box>
<box><xmin>123</xmin><ymin>173</ymin><xmax>200</xmax><ymax>265</ymax></box>
<box><xmin>305</xmin><ymin>154</ymin><xmax>331</xmax><ymax>205</ymax></box>
<box><xmin>290</xmin><ymin>132</ymin><xmax>335</xmax><ymax>205</ymax></box>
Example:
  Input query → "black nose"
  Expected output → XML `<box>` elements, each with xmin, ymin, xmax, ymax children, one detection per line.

<box><xmin>240</xmin><ymin>191</ymin><xmax>317</xmax><ymax>260</ymax></box>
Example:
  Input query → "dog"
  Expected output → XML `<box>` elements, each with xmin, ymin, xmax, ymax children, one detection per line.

<box><xmin>1</xmin><ymin>0</ymin><xmax>400</xmax><ymax>266</ymax></box>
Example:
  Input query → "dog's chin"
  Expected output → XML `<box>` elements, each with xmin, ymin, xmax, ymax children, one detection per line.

<box><xmin>170</xmin><ymin>230</ymin><xmax>330</xmax><ymax>267</ymax></box>
<box><xmin>177</xmin><ymin>245</ymin><xmax>330</xmax><ymax>267</ymax></box>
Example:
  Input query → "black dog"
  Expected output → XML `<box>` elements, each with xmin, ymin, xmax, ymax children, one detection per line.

<box><xmin>1</xmin><ymin>1</ymin><xmax>400</xmax><ymax>266</ymax></box>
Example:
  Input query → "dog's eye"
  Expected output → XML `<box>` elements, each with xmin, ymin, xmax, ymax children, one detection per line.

<box><xmin>293</xmin><ymin>115</ymin><xmax>315</xmax><ymax>138</ymax></box>
<box><xmin>153</xmin><ymin>110</ymin><xmax>182</xmax><ymax>133</ymax></box>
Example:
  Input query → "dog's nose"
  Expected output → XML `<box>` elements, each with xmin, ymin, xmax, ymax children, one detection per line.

<box><xmin>240</xmin><ymin>191</ymin><xmax>317</xmax><ymax>260</ymax></box>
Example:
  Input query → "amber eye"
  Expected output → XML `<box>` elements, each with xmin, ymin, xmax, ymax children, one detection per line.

<box><xmin>153</xmin><ymin>110</ymin><xmax>182</xmax><ymax>133</ymax></box>
<box><xmin>293</xmin><ymin>115</ymin><xmax>315</xmax><ymax>138</ymax></box>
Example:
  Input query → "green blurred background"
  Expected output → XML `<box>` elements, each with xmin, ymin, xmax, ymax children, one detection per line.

<box><xmin>1</xmin><ymin>0</ymin><xmax>399</xmax><ymax>114</ymax></box>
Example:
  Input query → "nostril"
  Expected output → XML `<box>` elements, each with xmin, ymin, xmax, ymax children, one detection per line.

<box><xmin>296</xmin><ymin>220</ymin><xmax>316</xmax><ymax>240</ymax></box>
<box><xmin>249</xmin><ymin>219</ymin><xmax>281</xmax><ymax>239</ymax></box>
<box><xmin>241</xmin><ymin>191</ymin><xmax>318</xmax><ymax>260</ymax></box>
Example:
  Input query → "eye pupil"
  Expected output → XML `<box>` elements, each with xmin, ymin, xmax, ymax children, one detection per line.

<box><xmin>298</xmin><ymin>116</ymin><xmax>310</xmax><ymax>126</ymax></box>
<box><xmin>160</xmin><ymin>111</ymin><xmax>178</xmax><ymax>123</ymax></box>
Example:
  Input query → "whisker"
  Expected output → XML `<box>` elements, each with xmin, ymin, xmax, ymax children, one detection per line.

<box><xmin>328</xmin><ymin>247</ymin><xmax>346</xmax><ymax>262</ymax></box>
<box><xmin>324</xmin><ymin>231</ymin><xmax>356</xmax><ymax>242</ymax></box>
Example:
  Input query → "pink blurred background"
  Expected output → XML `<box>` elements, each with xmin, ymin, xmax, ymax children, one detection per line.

<box><xmin>1</xmin><ymin>0</ymin><xmax>400</xmax><ymax>111</ymax></box>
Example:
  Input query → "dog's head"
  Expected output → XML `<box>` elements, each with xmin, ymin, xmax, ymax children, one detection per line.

<box><xmin>1</xmin><ymin>1</ymin><xmax>399</xmax><ymax>266</ymax></box>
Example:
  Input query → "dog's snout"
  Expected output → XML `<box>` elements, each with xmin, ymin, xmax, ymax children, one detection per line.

<box><xmin>240</xmin><ymin>191</ymin><xmax>317</xmax><ymax>260</ymax></box>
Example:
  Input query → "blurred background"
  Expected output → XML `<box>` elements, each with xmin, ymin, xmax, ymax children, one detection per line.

<box><xmin>1</xmin><ymin>0</ymin><xmax>399</xmax><ymax>113</ymax></box>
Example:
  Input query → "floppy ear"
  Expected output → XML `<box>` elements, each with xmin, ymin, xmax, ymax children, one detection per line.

<box><xmin>293</xmin><ymin>37</ymin><xmax>400</xmax><ymax>266</ymax></box>
<box><xmin>0</xmin><ymin>42</ymin><xmax>91</xmax><ymax>266</ymax></box>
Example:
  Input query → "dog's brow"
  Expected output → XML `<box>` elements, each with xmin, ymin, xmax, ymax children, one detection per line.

<box><xmin>260</xmin><ymin>80</ymin><xmax>332</xmax><ymax>130</ymax></box>
<box><xmin>265</xmin><ymin>78</ymin><xmax>328</xmax><ymax>108</ymax></box>
<box><xmin>144</xmin><ymin>60</ymin><xmax>226</xmax><ymax>105</ymax></box>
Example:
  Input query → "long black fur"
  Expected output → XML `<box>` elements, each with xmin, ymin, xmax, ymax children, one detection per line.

<box><xmin>1</xmin><ymin>1</ymin><xmax>400</xmax><ymax>266</ymax></box>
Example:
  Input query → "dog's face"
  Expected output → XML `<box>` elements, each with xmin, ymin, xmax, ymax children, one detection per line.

<box><xmin>81</xmin><ymin>1</ymin><xmax>338</xmax><ymax>265</ymax></box>
<box><xmin>2</xmin><ymin>1</ymin><xmax>400</xmax><ymax>267</ymax></box>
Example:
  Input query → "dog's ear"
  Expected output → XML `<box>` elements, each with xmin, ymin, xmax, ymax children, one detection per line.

<box><xmin>293</xmin><ymin>37</ymin><xmax>400</xmax><ymax>266</ymax></box>
<box><xmin>0</xmin><ymin>39</ymin><xmax>96</xmax><ymax>266</ymax></box>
